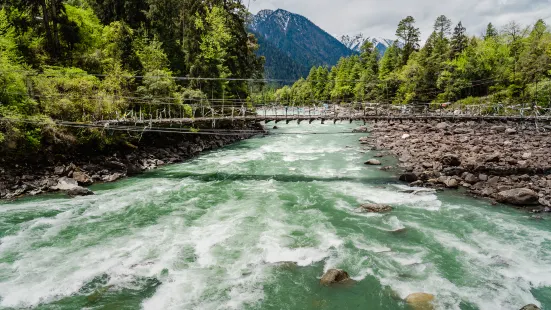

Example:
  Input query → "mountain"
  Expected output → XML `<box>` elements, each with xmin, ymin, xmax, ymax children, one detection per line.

<box><xmin>249</xmin><ymin>9</ymin><xmax>356</xmax><ymax>81</ymax></box>
<box><xmin>340</xmin><ymin>34</ymin><xmax>395</xmax><ymax>55</ymax></box>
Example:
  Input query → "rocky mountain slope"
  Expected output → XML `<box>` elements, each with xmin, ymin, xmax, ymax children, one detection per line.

<box><xmin>249</xmin><ymin>9</ymin><xmax>355</xmax><ymax>80</ymax></box>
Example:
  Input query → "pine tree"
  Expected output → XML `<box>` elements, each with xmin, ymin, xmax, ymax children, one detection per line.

<box><xmin>434</xmin><ymin>15</ymin><xmax>452</xmax><ymax>40</ymax></box>
<box><xmin>484</xmin><ymin>23</ymin><xmax>498</xmax><ymax>39</ymax></box>
<box><xmin>451</xmin><ymin>21</ymin><xmax>468</xmax><ymax>58</ymax></box>
<box><xmin>395</xmin><ymin>16</ymin><xmax>420</xmax><ymax>66</ymax></box>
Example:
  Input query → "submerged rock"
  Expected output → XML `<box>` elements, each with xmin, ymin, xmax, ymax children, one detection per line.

<box><xmin>320</xmin><ymin>269</ymin><xmax>350</xmax><ymax>285</ymax></box>
<box><xmin>496</xmin><ymin>188</ymin><xmax>539</xmax><ymax>206</ymax></box>
<box><xmin>520</xmin><ymin>305</ymin><xmax>540</xmax><ymax>310</ymax></box>
<box><xmin>364</xmin><ymin>159</ymin><xmax>381</xmax><ymax>165</ymax></box>
<box><xmin>399</xmin><ymin>173</ymin><xmax>418</xmax><ymax>183</ymax></box>
<box><xmin>405</xmin><ymin>292</ymin><xmax>435</xmax><ymax>310</ymax></box>
<box><xmin>67</xmin><ymin>186</ymin><xmax>94</xmax><ymax>197</ymax></box>
<box><xmin>355</xmin><ymin>204</ymin><xmax>392</xmax><ymax>213</ymax></box>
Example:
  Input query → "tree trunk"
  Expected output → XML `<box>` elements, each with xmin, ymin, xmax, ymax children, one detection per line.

<box><xmin>40</xmin><ymin>0</ymin><xmax>54</xmax><ymax>56</ymax></box>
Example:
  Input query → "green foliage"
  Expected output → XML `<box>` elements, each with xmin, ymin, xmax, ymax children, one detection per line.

<box><xmin>272</xmin><ymin>15</ymin><xmax>551</xmax><ymax>109</ymax></box>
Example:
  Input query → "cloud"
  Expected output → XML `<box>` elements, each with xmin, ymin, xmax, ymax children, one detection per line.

<box><xmin>248</xmin><ymin>0</ymin><xmax>551</xmax><ymax>42</ymax></box>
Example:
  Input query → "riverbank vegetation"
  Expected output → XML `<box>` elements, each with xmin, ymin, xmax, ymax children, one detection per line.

<box><xmin>264</xmin><ymin>16</ymin><xmax>551</xmax><ymax>108</ymax></box>
<box><xmin>0</xmin><ymin>0</ymin><xmax>263</xmax><ymax>155</ymax></box>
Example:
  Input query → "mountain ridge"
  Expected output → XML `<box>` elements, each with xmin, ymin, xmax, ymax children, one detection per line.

<box><xmin>249</xmin><ymin>9</ymin><xmax>356</xmax><ymax>81</ymax></box>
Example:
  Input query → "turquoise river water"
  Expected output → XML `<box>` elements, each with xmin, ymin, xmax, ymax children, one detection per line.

<box><xmin>1</xmin><ymin>123</ymin><xmax>550</xmax><ymax>310</ymax></box>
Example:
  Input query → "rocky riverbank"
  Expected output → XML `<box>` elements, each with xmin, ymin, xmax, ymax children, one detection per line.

<box><xmin>360</xmin><ymin>121</ymin><xmax>551</xmax><ymax>211</ymax></box>
<box><xmin>0</xmin><ymin>123</ymin><xmax>265</xmax><ymax>200</ymax></box>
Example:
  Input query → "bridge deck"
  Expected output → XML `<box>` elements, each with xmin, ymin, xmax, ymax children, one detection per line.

<box><xmin>97</xmin><ymin>114</ymin><xmax>551</xmax><ymax>126</ymax></box>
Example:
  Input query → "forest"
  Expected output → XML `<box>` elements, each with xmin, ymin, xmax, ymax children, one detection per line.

<box><xmin>0</xmin><ymin>0</ymin><xmax>263</xmax><ymax>153</ymax></box>
<box><xmin>266</xmin><ymin>16</ymin><xmax>551</xmax><ymax>110</ymax></box>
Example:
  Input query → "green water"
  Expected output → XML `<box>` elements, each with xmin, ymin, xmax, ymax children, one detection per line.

<box><xmin>1</xmin><ymin>123</ymin><xmax>550</xmax><ymax>310</ymax></box>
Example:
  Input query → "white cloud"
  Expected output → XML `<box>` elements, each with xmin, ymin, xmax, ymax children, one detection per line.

<box><xmin>248</xmin><ymin>0</ymin><xmax>551</xmax><ymax>42</ymax></box>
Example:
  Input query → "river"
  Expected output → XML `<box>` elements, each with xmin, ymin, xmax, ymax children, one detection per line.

<box><xmin>1</xmin><ymin>123</ymin><xmax>550</xmax><ymax>310</ymax></box>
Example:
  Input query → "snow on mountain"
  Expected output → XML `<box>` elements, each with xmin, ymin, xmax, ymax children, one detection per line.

<box><xmin>340</xmin><ymin>34</ymin><xmax>395</xmax><ymax>55</ymax></box>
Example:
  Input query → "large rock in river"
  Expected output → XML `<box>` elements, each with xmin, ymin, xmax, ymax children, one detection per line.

<box><xmin>355</xmin><ymin>204</ymin><xmax>392</xmax><ymax>213</ymax></box>
<box><xmin>405</xmin><ymin>292</ymin><xmax>435</xmax><ymax>310</ymax></box>
<box><xmin>497</xmin><ymin>188</ymin><xmax>540</xmax><ymax>206</ymax></box>
<box><xmin>399</xmin><ymin>173</ymin><xmax>418</xmax><ymax>183</ymax></box>
<box><xmin>320</xmin><ymin>269</ymin><xmax>350</xmax><ymax>285</ymax></box>
<box><xmin>67</xmin><ymin>186</ymin><xmax>94</xmax><ymax>197</ymax></box>
<box><xmin>520</xmin><ymin>305</ymin><xmax>540</xmax><ymax>310</ymax></box>
<box><xmin>364</xmin><ymin>159</ymin><xmax>381</xmax><ymax>165</ymax></box>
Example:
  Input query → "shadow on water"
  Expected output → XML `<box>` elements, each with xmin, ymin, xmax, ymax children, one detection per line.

<box><xmin>138</xmin><ymin>171</ymin><xmax>397</xmax><ymax>185</ymax></box>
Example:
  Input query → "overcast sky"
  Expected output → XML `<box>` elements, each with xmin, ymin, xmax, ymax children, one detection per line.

<box><xmin>248</xmin><ymin>0</ymin><xmax>551</xmax><ymax>42</ymax></box>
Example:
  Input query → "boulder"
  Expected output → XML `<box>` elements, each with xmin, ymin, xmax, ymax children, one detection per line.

<box><xmin>104</xmin><ymin>160</ymin><xmax>127</xmax><ymax>171</ymax></box>
<box><xmin>355</xmin><ymin>204</ymin><xmax>392</xmax><ymax>213</ymax></box>
<box><xmin>72</xmin><ymin>171</ymin><xmax>92</xmax><ymax>185</ymax></box>
<box><xmin>320</xmin><ymin>269</ymin><xmax>350</xmax><ymax>285</ymax></box>
<box><xmin>272</xmin><ymin>126</ymin><xmax>278</xmax><ymax>129</ymax></box>
<box><xmin>463</xmin><ymin>173</ymin><xmax>479</xmax><ymax>184</ymax></box>
<box><xmin>497</xmin><ymin>188</ymin><xmax>540</xmax><ymax>206</ymax></box>
<box><xmin>352</xmin><ymin>126</ymin><xmax>368</xmax><ymax>133</ymax></box>
<box><xmin>54</xmin><ymin>166</ymin><xmax>66</xmax><ymax>175</ymax></box>
<box><xmin>444</xmin><ymin>178</ymin><xmax>459</xmax><ymax>188</ymax></box>
<box><xmin>102</xmin><ymin>173</ymin><xmax>123</xmax><ymax>183</ymax></box>
<box><xmin>441</xmin><ymin>154</ymin><xmax>461</xmax><ymax>167</ymax></box>
<box><xmin>405</xmin><ymin>293</ymin><xmax>435</xmax><ymax>310</ymax></box>
<box><xmin>520</xmin><ymin>305</ymin><xmax>541</xmax><ymax>310</ymax></box>
<box><xmin>399</xmin><ymin>173</ymin><xmax>418</xmax><ymax>183</ymax></box>
<box><xmin>379</xmin><ymin>166</ymin><xmax>393</xmax><ymax>171</ymax></box>
<box><xmin>506</xmin><ymin>128</ymin><xmax>517</xmax><ymax>135</ymax></box>
<box><xmin>436</xmin><ymin>122</ymin><xmax>448</xmax><ymax>130</ymax></box>
<box><xmin>67</xmin><ymin>186</ymin><xmax>94</xmax><ymax>197</ymax></box>
<box><xmin>51</xmin><ymin>177</ymin><xmax>79</xmax><ymax>191</ymax></box>
<box><xmin>364</xmin><ymin>159</ymin><xmax>381</xmax><ymax>165</ymax></box>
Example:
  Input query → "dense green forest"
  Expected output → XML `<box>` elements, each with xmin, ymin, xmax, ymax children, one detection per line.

<box><xmin>263</xmin><ymin>16</ymin><xmax>551</xmax><ymax>109</ymax></box>
<box><xmin>0</xmin><ymin>0</ymin><xmax>263</xmax><ymax>153</ymax></box>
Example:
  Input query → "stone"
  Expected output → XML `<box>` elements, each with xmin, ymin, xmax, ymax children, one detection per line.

<box><xmin>405</xmin><ymin>293</ymin><xmax>435</xmax><ymax>310</ymax></box>
<box><xmin>399</xmin><ymin>173</ymin><xmax>418</xmax><ymax>183</ymax></box>
<box><xmin>522</xmin><ymin>152</ymin><xmax>532</xmax><ymax>159</ymax></box>
<box><xmin>497</xmin><ymin>188</ymin><xmax>540</xmax><ymax>206</ymax></box>
<box><xmin>320</xmin><ymin>269</ymin><xmax>350</xmax><ymax>285</ymax></box>
<box><xmin>273</xmin><ymin>126</ymin><xmax>278</xmax><ymax>129</ymax></box>
<box><xmin>355</xmin><ymin>204</ymin><xmax>392</xmax><ymax>213</ymax></box>
<box><xmin>352</xmin><ymin>126</ymin><xmax>368</xmax><ymax>133</ymax></box>
<box><xmin>401</xmin><ymin>134</ymin><xmax>410</xmax><ymax>139</ymax></box>
<box><xmin>102</xmin><ymin>173</ymin><xmax>123</xmax><ymax>183</ymax></box>
<box><xmin>379</xmin><ymin>166</ymin><xmax>393</xmax><ymax>171</ymax></box>
<box><xmin>104</xmin><ymin>160</ymin><xmax>127</xmax><ymax>171</ymax></box>
<box><xmin>444</xmin><ymin>178</ymin><xmax>459</xmax><ymax>188</ymax></box>
<box><xmin>491</xmin><ymin>125</ymin><xmax>506</xmax><ymax>132</ymax></box>
<box><xmin>479</xmin><ymin>174</ymin><xmax>488</xmax><ymax>181</ymax></box>
<box><xmin>51</xmin><ymin>177</ymin><xmax>79</xmax><ymax>191</ymax></box>
<box><xmin>463</xmin><ymin>173</ymin><xmax>479</xmax><ymax>184</ymax></box>
<box><xmin>441</xmin><ymin>154</ymin><xmax>461</xmax><ymax>167</ymax></box>
<box><xmin>72</xmin><ymin>171</ymin><xmax>92</xmax><ymax>185</ymax></box>
<box><xmin>441</xmin><ymin>167</ymin><xmax>464</xmax><ymax>176</ymax></box>
<box><xmin>436</xmin><ymin>122</ymin><xmax>448</xmax><ymax>130</ymax></box>
<box><xmin>67</xmin><ymin>186</ymin><xmax>94</xmax><ymax>197</ymax></box>
<box><xmin>364</xmin><ymin>159</ymin><xmax>381</xmax><ymax>165</ymax></box>
<box><xmin>54</xmin><ymin>166</ymin><xmax>65</xmax><ymax>175</ymax></box>
<box><xmin>520</xmin><ymin>304</ymin><xmax>541</xmax><ymax>310</ymax></box>
<box><xmin>485</xmin><ymin>154</ymin><xmax>500</xmax><ymax>163</ymax></box>
<box><xmin>506</xmin><ymin>128</ymin><xmax>517</xmax><ymax>135</ymax></box>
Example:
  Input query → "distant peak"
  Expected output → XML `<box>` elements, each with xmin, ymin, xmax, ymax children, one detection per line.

<box><xmin>256</xmin><ymin>9</ymin><xmax>274</xmax><ymax>17</ymax></box>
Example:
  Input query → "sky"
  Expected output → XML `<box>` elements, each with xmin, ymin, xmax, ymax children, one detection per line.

<box><xmin>247</xmin><ymin>0</ymin><xmax>551</xmax><ymax>42</ymax></box>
